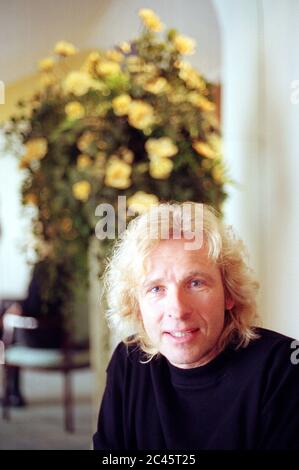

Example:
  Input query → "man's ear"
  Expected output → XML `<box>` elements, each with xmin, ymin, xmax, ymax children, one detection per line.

<box><xmin>225</xmin><ymin>295</ymin><xmax>235</xmax><ymax>311</ymax></box>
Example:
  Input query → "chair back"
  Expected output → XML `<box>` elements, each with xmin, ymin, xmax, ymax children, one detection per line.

<box><xmin>2</xmin><ymin>312</ymin><xmax>65</xmax><ymax>349</ymax></box>
<box><xmin>2</xmin><ymin>313</ymin><xmax>38</xmax><ymax>345</ymax></box>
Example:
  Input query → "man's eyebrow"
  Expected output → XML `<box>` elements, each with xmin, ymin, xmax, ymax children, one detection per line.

<box><xmin>141</xmin><ymin>278</ymin><xmax>164</xmax><ymax>289</ymax></box>
<box><xmin>141</xmin><ymin>270</ymin><xmax>214</xmax><ymax>288</ymax></box>
<box><xmin>182</xmin><ymin>270</ymin><xmax>215</xmax><ymax>284</ymax></box>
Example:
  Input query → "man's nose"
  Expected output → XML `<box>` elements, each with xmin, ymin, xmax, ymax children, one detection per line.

<box><xmin>166</xmin><ymin>289</ymin><xmax>191</xmax><ymax>319</ymax></box>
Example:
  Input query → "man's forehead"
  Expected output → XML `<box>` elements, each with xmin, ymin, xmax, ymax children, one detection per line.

<box><xmin>141</xmin><ymin>268</ymin><xmax>216</xmax><ymax>286</ymax></box>
<box><xmin>140</xmin><ymin>241</ymin><xmax>218</xmax><ymax>282</ymax></box>
<box><xmin>145</xmin><ymin>237</ymin><xmax>209</xmax><ymax>261</ymax></box>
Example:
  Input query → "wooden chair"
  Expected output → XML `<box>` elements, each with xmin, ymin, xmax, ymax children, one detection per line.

<box><xmin>1</xmin><ymin>311</ymin><xmax>90</xmax><ymax>432</ymax></box>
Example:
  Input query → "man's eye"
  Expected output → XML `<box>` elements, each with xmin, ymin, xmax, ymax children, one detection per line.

<box><xmin>190</xmin><ymin>279</ymin><xmax>204</xmax><ymax>288</ymax></box>
<box><xmin>149</xmin><ymin>286</ymin><xmax>163</xmax><ymax>294</ymax></box>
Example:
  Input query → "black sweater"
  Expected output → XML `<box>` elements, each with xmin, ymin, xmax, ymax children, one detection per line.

<box><xmin>93</xmin><ymin>327</ymin><xmax>299</xmax><ymax>450</ymax></box>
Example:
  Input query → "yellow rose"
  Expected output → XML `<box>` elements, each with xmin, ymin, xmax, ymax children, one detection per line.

<box><xmin>40</xmin><ymin>74</ymin><xmax>56</xmax><ymax>88</ymax></box>
<box><xmin>145</xmin><ymin>137</ymin><xmax>178</xmax><ymax>159</ymax></box>
<box><xmin>112</xmin><ymin>94</ymin><xmax>132</xmax><ymax>116</ymax></box>
<box><xmin>173</xmin><ymin>34</ymin><xmax>196</xmax><ymax>55</ymax></box>
<box><xmin>105</xmin><ymin>159</ymin><xmax>132</xmax><ymax>189</ymax></box>
<box><xmin>24</xmin><ymin>193</ymin><xmax>38</xmax><ymax>205</ymax></box>
<box><xmin>19</xmin><ymin>158</ymin><xmax>30</xmax><ymax>169</ymax></box>
<box><xmin>167</xmin><ymin>91</ymin><xmax>185</xmax><ymax>104</ymax></box>
<box><xmin>105</xmin><ymin>50</ymin><xmax>124</xmax><ymax>62</ymax></box>
<box><xmin>134</xmin><ymin>73</ymin><xmax>149</xmax><ymax>87</ymax></box>
<box><xmin>186</xmin><ymin>71</ymin><xmax>204</xmax><ymax>90</ymax></box>
<box><xmin>119</xmin><ymin>42</ymin><xmax>131</xmax><ymax>53</ymax></box>
<box><xmin>149</xmin><ymin>157</ymin><xmax>173</xmax><ymax>179</ymax></box>
<box><xmin>120</xmin><ymin>148</ymin><xmax>134</xmax><ymax>164</ymax></box>
<box><xmin>72</xmin><ymin>181</ymin><xmax>91</xmax><ymax>202</ymax></box>
<box><xmin>95</xmin><ymin>152</ymin><xmax>106</xmax><ymax>167</ymax></box>
<box><xmin>139</xmin><ymin>8</ymin><xmax>164</xmax><ymax>32</ymax></box>
<box><xmin>192</xmin><ymin>141</ymin><xmax>215</xmax><ymax>159</ymax></box>
<box><xmin>178</xmin><ymin>62</ymin><xmax>205</xmax><ymax>90</ymax></box>
<box><xmin>144</xmin><ymin>64</ymin><xmax>158</xmax><ymax>75</ymax></box>
<box><xmin>23</xmin><ymin>138</ymin><xmax>48</xmax><ymax>162</ymax></box>
<box><xmin>86</xmin><ymin>51</ymin><xmax>101</xmax><ymax>63</ymax></box>
<box><xmin>97</xmin><ymin>139</ymin><xmax>108</xmax><ymax>150</ymax></box>
<box><xmin>126</xmin><ymin>56</ymin><xmax>144</xmax><ymax>73</ymax></box>
<box><xmin>128</xmin><ymin>100</ymin><xmax>155</xmax><ymax>130</ymax></box>
<box><xmin>93</xmin><ymin>153</ymin><xmax>106</xmax><ymax>179</ymax></box>
<box><xmin>143</xmin><ymin>77</ymin><xmax>170</xmax><ymax>94</ymax></box>
<box><xmin>54</xmin><ymin>40</ymin><xmax>77</xmax><ymax>56</ymax></box>
<box><xmin>81</xmin><ymin>52</ymin><xmax>101</xmax><ymax>74</ymax></box>
<box><xmin>96</xmin><ymin>61</ymin><xmax>121</xmax><ymax>77</ymax></box>
<box><xmin>60</xmin><ymin>217</ymin><xmax>73</xmax><ymax>233</ymax></box>
<box><xmin>127</xmin><ymin>191</ymin><xmax>159</xmax><ymax>214</ymax></box>
<box><xmin>212</xmin><ymin>165</ymin><xmax>225</xmax><ymax>184</ymax></box>
<box><xmin>95</xmin><ymin>101</ymin><xmax>111</xmax><ymax>117</ymax></box>
<box><xmin>38</xmin><ymin>57</ymin><xmax>55</xmax><ymax>72</ymax></box>
<box><xmin>77</xmin><ymin>154</ymin><xmax>92</xmax><ymax>169</ymax></box>
<box><xmin>208</xmin><ymin>134</ymin><xmax>222</xmax><ymax>156</ymax></box>
<box><xmin>65</xmin><ymin>101</ymin><xmax>85</xmax><ymax>120</ymax></box>
<box><xmin>63</xmin><ymin>71</ymin><xmax>94</xmax><ymax>96</ymax></box>
<box><xmin>77</xmin><ymin>131</ymin><xmax>97</xmax><ymax>152</ymax></box>
<box><xmin>187</xmin><ymin>92</ymin><xmax>215</xmax><ymax>112</ymax></box>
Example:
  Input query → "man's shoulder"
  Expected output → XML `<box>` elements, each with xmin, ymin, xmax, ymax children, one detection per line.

<box><xmin>250</xmin><ymin>326</ymin><xmax>297</xmax><ymax>349</ymax></box>
<box><xmin>107</xmin><ymin>340</ymin><xmax>147</xmax><ymax>374</ymax></box>
<box><xmin>236</xmin><ymin>326</ymin><xmax>298</xmax><ymax>370</ymax></box>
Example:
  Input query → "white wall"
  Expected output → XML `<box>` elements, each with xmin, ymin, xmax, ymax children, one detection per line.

<box><xmin>214</xmin><ymin>0</ymin><xmax>299</xmax><ymax>338</ymax></box>
<box><xmin>0</xmin><ymin>0</ymin><xmax>221</xmax><ymax>83</ymax></box>
<box><xmin>214</xmin><ymin>0</ymin><xmax>263</xmax><ymax>274</ymax></box>
<box><xmin>0</xmin><ymin>134</ymin><xmax>34</xmax><ymax>298</ymax></box>
<box><xmin>261</xmin><ymin>0</ymin><xmax>299</xmax><ymax>335</ymax></box>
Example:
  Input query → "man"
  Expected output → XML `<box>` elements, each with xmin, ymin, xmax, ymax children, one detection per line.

<box><xmin>93</xmin><ymin>202</ymin><xmax>299</xmax><ymax>450</ymax></box>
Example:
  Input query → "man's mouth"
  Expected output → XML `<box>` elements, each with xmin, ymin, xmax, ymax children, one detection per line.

<box><xmin>165</xmin><ymin>328</ymin><xmax>199</xmax><ymax>338</ymax></box>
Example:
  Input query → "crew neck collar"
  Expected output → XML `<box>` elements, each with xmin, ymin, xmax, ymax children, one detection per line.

<box><xmin>166</xmin><ymin>346</ymin><xmax>233</xmax><ymax>388</ymax></box>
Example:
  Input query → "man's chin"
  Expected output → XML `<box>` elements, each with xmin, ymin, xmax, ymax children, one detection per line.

<box><xmin>160</xmin><ymin>348</ymin><xmax>203</xmax><ymax>368</ymax></box>
<box><xmin>161</xmin><ymin>342</ymin><xmax>220</xmax><ymax>369</ymax></box>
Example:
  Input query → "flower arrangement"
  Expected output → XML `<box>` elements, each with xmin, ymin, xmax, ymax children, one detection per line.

<box><xmin>4</xmin><ymin>9</ymin><xmax>228</xmax><ymax>331</ymax></box>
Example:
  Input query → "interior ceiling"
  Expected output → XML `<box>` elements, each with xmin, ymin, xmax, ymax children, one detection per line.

<box><xmin>0</xmin><ymin>0</ymin><xmax>221</xmax><ymax>86</ymax></box>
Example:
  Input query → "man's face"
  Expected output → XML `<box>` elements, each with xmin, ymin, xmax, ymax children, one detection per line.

<box><xmin>137</xmin><ymin>238</ymin><xmax>234</xmax><ymax>368</ymax></box>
